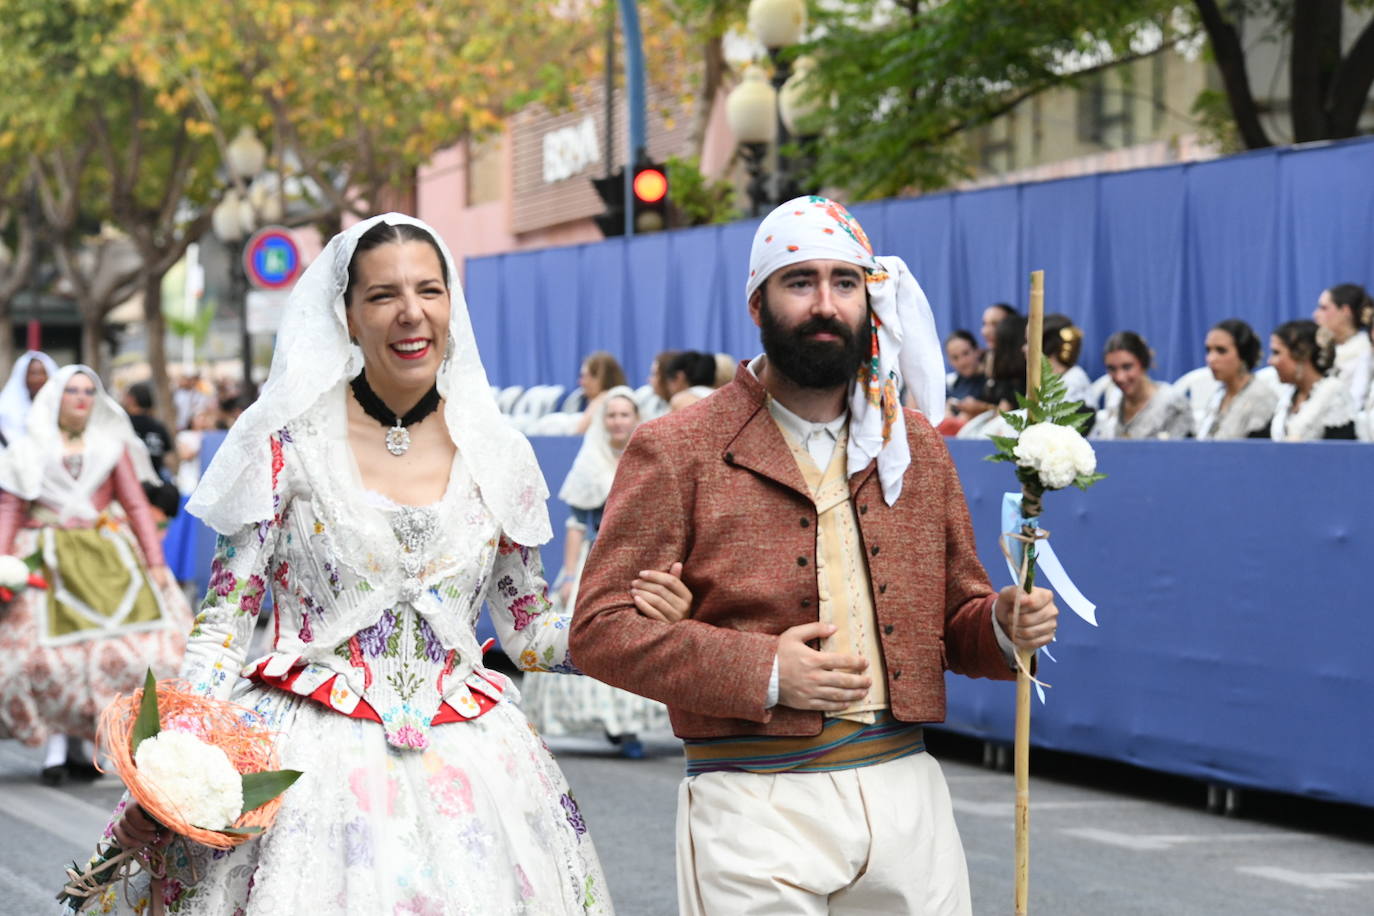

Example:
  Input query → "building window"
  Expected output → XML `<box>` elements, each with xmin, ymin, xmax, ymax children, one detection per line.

<box><xmin>1077</xmin><ymin>73</ymin><xmax>1134</xmax><ymax>148</ymax></box>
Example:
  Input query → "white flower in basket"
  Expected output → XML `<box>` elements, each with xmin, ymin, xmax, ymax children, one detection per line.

<box><xmin>134</xmin><ymin>730</ymin><xmax>245</xmax><ymax>831</ymax></box>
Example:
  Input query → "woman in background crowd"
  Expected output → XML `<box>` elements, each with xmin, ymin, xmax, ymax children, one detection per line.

<box><xmin>1312</xmin><ymin>283</ymin><xmax>1372</xmax><ymax>407</ymax></box>
<box><xmin>0</xmin><ymin>350</ymin><xmax>59</xmax><ymax>447</ymax></box>
<box><xmin>1041</xmin><ymin>313</ymin><xmax>1093</xmax><ymax>405</ymax></box>
<box><xmin>522</xmin><ymin>386</ymin><xmax>676</xmax><ymax>758</ymax></box>
<box><xmin>641</xmin><ymin>350</ymin><xmax>679</xmax><ymax>419</ymax></box>
<box><xmin>943</xmin><ymin>329</ymin><xmax>986</xmax><ymax>413</ymax></box>
<box><xmin>956</xmin><ymin>312</ymin><xmax>1029</xmax><ymax>439</ymax></box>
<box><xmin>1360</xmin><ymin>318</ymin><xmax>1374</xmax><ymax>441</ymax></box>
<box><xmin>0</xmin><ymin>366</ymin><xmax>189</xmax><ymax>785</ymax></box>
<box><xmin>574</xmin><ymin>350</ymin><xmax>628</xmax><ymax>434</ymax></box>
<box><xmin>1197</xmin><ymin>319</ymin><xmax>1277</xmax><ymax>439</ymax></box>
<box><xmin>1094</xmin><ymin>331</ymin><xmax>1193</xmax><ymax>439</ymax></box>
<box><xmin>664</xmin><ymin>350</ymin><xmax>718</xmax><ymax>411</ymax></box>
<box><xmin>712</xmin><ymin>352</ymin><xmax>736</xmax><ymax>388</ymax></box>
<box><xmin>1268</xmin><ymin>319</ymin><xmax>1357</xmax><ymax>441</ymax></box>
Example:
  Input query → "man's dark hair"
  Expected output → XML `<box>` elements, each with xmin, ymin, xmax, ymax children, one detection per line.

<box><xmin>127</xmin><ymin>381</ymin><xmax>154</xmax><ymax>411</ymax></box>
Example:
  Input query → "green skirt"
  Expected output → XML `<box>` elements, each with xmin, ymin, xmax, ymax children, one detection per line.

<box><xmin>37</xmin><ymin>524</ymin><xmax>169</xmax><ymax>646</ymax></box>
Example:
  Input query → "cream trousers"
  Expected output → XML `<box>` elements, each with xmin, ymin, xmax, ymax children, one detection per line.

<box><xmin>675</xmin><ymin>752</ymin><xmax>972</xmax><ymax>916</ymax></box>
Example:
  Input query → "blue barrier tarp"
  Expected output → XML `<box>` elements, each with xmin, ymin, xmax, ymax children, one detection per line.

<box><xmin>467</xmin><ymin>137</ymin><xmax>1374</xmax><ymax>392</ymax></box>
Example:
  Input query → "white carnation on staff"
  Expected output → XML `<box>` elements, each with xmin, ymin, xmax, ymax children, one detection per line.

<box><xmin>1012</xmin><ymin>422</ymin><xmax>1097</xmax><ymax>490</ymax></box>
<box><xmin>133</xmin><ymin>730</ymin><xmax>244</xmax><ymax>830</ymax></box>
<box><xmin>0</xmin><ymin>555</ymin><xmax>30</xmax><ymax>589</ymax></box>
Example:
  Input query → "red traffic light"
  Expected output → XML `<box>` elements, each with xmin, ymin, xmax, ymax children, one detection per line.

<box><xmin>633</xmin><ymin>168</ymin><xmax>668</xmax><ymax>204</ymax></box>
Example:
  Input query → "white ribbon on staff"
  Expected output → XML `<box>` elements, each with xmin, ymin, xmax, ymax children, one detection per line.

<box><xmin>999</xmin><ymin>492</ymin><xmax>1100</xmax><ymax>704</ymax></box>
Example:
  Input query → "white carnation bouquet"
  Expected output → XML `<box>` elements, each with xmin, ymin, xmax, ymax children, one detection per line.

<box><xmin>57</xmin><ymin>671</ymin><xmax>302</xmax><ymax>912</ymax></box>
<box><xmin>987</xmin><ymin>360</ymin><xmax>1106</xmax><ymax>669</ymax></box>
<box><xmin>0</xmin><ymin>553</ymin><xmax>48</xmax><ymax>603</ymax></box>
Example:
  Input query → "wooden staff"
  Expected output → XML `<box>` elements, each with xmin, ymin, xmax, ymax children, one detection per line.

<box><xmin>1015</xmin><ymin>271</ymin><xmax>1045</xmax><ymax>915</ymax></box>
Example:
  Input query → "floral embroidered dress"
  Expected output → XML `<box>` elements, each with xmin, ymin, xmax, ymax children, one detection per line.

<box><xmin>96</xmin><ymin>391</ymin><xmax>610</xmax><ymax>916</ymax></box>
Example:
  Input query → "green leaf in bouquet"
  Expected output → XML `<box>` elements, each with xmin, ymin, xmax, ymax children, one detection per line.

<box><xmin>1066</xmin><ymin>411</ymin><xmax>1093</xmax><ymax>433</ymax></box>
<box><xmin>240</xmin><ymin>769</ymin><xmax>304</xmax><ymax>815</ymax></box>
<box><xmin>130</xmin><ymin>669</ymin><xmax>161</xmax><ymax>753</ymax></box>
<box><xmin>24</xmin><ymin>550</ymin><xmax>44</xmax><ymax>573</ymax></box>
<box><xmin>217</xmin><ymin>825</ymin><xmax>265</xmax><ymax>837</ymax></box>
<box><xmin>985</xmin><ymin>452</ymin><xmax>1015</xmax><ymax>464</ymax></box>
<box><xmin>989</xmin><ymin>434</ymin><xmax>1020</xmax><ymax>454</ymax></box>
<box><xmin>1074</xmin><ymin>471</ymin><xmax>1107</xmax><ymax>491</ymax></box>
<box><xmin>1004</xmin><ymin>412</ymin><xmax>1028</xmax><ymax>432</ymax></box>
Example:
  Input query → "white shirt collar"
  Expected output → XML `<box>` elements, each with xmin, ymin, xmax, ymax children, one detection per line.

<box><xmin>746</xmin><ymin>354</ymin><xmax>848</xmax><ymax>446</ymax></box>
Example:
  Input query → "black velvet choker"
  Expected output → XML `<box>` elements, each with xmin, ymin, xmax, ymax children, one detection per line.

<box><xmin>349</xmin><ymin>371</ymin><xmax>440</xmax><ymax>456</ymax></box>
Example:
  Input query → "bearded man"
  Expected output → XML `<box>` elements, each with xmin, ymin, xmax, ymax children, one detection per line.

<box><xmin>571</xmin><ymin>196</ymin><xmax>1058</xmax><ymax>915</ymax></box>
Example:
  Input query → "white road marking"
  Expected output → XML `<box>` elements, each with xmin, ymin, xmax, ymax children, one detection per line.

<box><xmin>0</xmin><ymin>861</ymin><xmax>59</xmax><ymax>910</ymax></box>
<box><xmin>0</xmin><ymin>782</ymin><xmax>112</xmax><ymax>850</ymax></box>
<box><xmin>1236</xmin><ymin>866</ymin><xmax>1374</xmax><ymax>891</ymax></box>
<box><xmin>952</xmin><ymin>798</ymin><xmax>1145</xmax><ymax>817</ymax></box>
<box><xmin>1062</xmin><ymin>827</ymin><xmax>1313</xmax><ymax>851</ymax></box>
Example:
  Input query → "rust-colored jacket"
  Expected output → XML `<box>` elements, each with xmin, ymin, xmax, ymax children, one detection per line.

<box><xmin>570</xmin><ymin>365</ymin><xmax>1012</xmax><ymax>739</ymax></box>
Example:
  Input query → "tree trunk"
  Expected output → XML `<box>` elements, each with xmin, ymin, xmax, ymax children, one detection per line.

<box><xmin>1192</xmin><ymin>0</ymin><xmax>1272</xmax><ymax>149</ymax></box>
<box><xmin>141</xmin><ymin>271</ymin><xmax>178</xmax><ymax>436</ymax></box>
<box><xmin>689</xmin><ymin>34</ymin><xmax>726</xmax><ymax>161</ymax></box>
<box><xmin>79</xmin><ymin>303</ymin><xmax>106</xmax><ymax>377</ymax></box>
<box><xmin>1327</xmin><ymin>16</ymin><xmax>1374</xmax><ymax>137</ymax></box>
<box><xmin>1290</xmin><ymin>0</ymin><xmax>1342</xmax><ymax>141</ymax></box>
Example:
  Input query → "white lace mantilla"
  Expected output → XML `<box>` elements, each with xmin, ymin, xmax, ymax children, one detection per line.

<box><xmin>1271</xmin><ymin>375</ymin><xmax>1356</xmax><ymax>441</ymax></box>
<box><xmin>181</xmin><ymin>392</ymin><xmax>575</xmax><ymax>751</ymax></box>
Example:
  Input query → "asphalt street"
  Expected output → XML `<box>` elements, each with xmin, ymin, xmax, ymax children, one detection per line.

<box><xmin>1</xmin><ymin>729</ymin><xmax>1369</xmax><ymax>915</ymax></box>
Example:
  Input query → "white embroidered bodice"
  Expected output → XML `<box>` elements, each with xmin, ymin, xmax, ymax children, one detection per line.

<box><xmin>181</xmin><ymin>396</ymin><xmax>575</xmax><ymax>751</ymax></box>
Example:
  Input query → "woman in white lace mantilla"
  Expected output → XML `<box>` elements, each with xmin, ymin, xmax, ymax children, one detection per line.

<box><xmin>1268</xmin><ymin>319</ymin><xmax>1358</xmax><ymax>442</ymax></box>
<box><xmin>1196</xmin><ymin>319</ymin><xmax>1278</xmax><ymax>440</ymax></box>
<box><xmin>101</xmin><ymin>215</ymin><xmax>689</xmax><ymax>916</ymax></box>
<box><xmin>1093</xmin><ymin>330</ymin><xmax>1193</xmax><ymax>440</ymax></box>
<box><xmin>521</xmin><ymin>387</ymin><xmax>675</xmax><ymax>758</ymax></box>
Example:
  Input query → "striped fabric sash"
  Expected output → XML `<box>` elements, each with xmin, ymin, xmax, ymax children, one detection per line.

<box><xmin>683</xmin><ymin>712</ymin><xmax>924</xmax><ymax>777</ymax></box>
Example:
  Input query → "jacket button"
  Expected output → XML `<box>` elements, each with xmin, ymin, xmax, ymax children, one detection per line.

<box><xmin>870</xmin><ymin>545</ymin><xmax>880</xmax><ymax>556</ymax></box>
<box><xmin>801</xmin><ymin>598</ymin><xmax>811</xmax><ymax>608</ymax></box>
<box><xmin>859</xmin><ymin>505</ymin><xmax>868</xmax><ymax>515</ymax></box>
<box><xmin>800</xmin><ymin>518</ymin><xmax>810</xmax><ymax>528</ymax></box>
<box><xmin>883</xmin><ymin>624</ymin><xmax>894</xmax><ymax>635</ymax></box>
<box><xmin>797</xmin><ymin>556</ymin><xmax>808</xmax><ymax>567</ymax></box>
<box><xmin>892</xmin><ymin>669</ymin><xmax>902</xmax><ymax>680</ymax></box>
<box><xmin>724</xmin><ymin>452</ymin><xmax>735</xmax><ymax>465</ymax></box>
<box><xmin>879</xmin><ymin>584</ymin><xmax>887</xmax><ymax>594</ymax></box>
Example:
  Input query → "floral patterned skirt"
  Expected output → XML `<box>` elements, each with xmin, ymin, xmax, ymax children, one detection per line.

<box><xmin>0</xmin><ymin>524</ymin><xmax>190</xmax><ymax>747</ymax></box>
<box><xmin>94</xmin><ymin>684</ymin><xmax>613</xmax><ymax>916</ymax></box>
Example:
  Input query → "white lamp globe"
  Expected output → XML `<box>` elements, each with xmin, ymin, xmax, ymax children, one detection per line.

<box><xmin>212</xmin><ymin>190</ymin><xmax>247</xmax><ymax>242</ymax></box>
<box><xmin>748</xmin><ymin>0</ymin><xmax>807</xmax><ymax>50</ymax></box>
<box><xmin>226</xmin><ymin>126</ymin><xmax>267</xmax><ymax>181</ymax></box>
<box><xmin>726</xmin><ymin>66</ymin><xmax>779</xmax><ymax>145</ymax></box>
<box><xmin>780</xmin><ymin>55</ymin><xmax>823</xmax><ymax>134</ymax></box>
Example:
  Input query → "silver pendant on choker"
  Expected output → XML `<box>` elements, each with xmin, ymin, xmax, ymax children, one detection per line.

<box><xmin>386</xmin><ymin>421</ymin><xmax>411</xmax><ymax>456</ymax></box>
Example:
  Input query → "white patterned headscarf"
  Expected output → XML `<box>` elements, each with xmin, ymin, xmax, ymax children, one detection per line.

<box><xmin>187</xmin><ymin>213</ymin><xmax>551</xmax><ymax>545</ymax></box>
<box><xmin>746</xmin><ymin>196</ymin><xmax>944</xmax><ymax>506</ymax></box>
<box><xmin>557</xmin><ymin>385</ymin><xmax>639</xmax><ymax>511</ymax></box>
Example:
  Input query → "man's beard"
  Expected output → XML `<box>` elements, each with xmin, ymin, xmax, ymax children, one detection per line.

<box><xmin>759</xmin><ymin>295</ymin><xmax>869</xmax><ymax>390</ymax></box>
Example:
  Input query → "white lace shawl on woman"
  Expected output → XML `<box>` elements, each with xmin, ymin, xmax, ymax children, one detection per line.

<box><xmin>1271</xmin><ymin>375</ymin><xmax>1357</xmax><ymax>441</ymax></box>
<box><xmin>1196</xmin><ymin>377</ymin><xmax>1280</xmax><ymax>441</ymax></box>
<box><xmin>187</xmin><ymin>212</ymin><xmax>551</xmax><ymax>547</ymax></box>
<box><xmin>557</xmin><ymin>385</ymin><xmax>637</xmax><ymax>512</ymax></box>
<box><xmin>0</xmin><ymin>350</ymin><xmax>58</xmax><ymax>446</ymax></box>
<box><xmin>1092</xmin><ymin>382</ymin><xmax>1193</xmax><ymax>440</ymax></box>
<box><xmin>0</xmin><ymin>365</ymin><xmax>156</xmax><ymax>520</ymax></box>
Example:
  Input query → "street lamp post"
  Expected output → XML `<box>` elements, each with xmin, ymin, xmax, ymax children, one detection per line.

<box><xmin>211</xmin><ymin>127</ymin><xmax>269</xmax><ymax>391</ymax></box>
<box><xmin>728</xmin><ymin>0</ymin><xmax>812</xmax><ymax>214</ymax></box>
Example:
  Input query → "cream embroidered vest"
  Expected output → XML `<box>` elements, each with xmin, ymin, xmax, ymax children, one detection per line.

<box><xmin>779</xmin><ymin>423</ymin><xmax>889</xmax><ymax>724</ymax></box>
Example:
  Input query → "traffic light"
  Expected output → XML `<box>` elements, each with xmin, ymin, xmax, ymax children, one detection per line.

<box><xmin>631</xmin><ymin>161</ymin><xmax>668</xmax><ymax>233</ymax></box>
<box><xmin>591</xmin><ymin>162</ymin><xmax>670</xmax><ymax>237</ymax></box>
<box><xmin>592</xmin><ymin>168</ymin><xmax>626</xmax><ymax>238</ymax></box>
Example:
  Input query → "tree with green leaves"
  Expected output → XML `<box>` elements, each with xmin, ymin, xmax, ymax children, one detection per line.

<box><xmin>798</xmin><ymin>1</ymin><xmax>1374</xmax><ymax>199</ymax></box>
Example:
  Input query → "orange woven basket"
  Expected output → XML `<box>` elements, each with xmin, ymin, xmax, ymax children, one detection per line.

<box><xmin>97</xmin><ymin>680</ymin><xmax>288</xmax><ymax>850</ymax></box>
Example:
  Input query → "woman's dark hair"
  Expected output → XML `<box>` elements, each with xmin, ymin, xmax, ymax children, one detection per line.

<box><xmin>988</xmin><ymin>302</ymin><xmax>1019</xmax><ymax>322</ymax></box>
<box><xmin>1273</xmin><ymin>319</ymin><xmax>1335</xmax><ymax>375</ymax></box>
<box><xmin>945</xmin><ymin>329</ymin><xmax>978</xmax><ymax>349</ymax></box>
<box><xmin>344</xmin><ymin>221</ymin><xmax>449</xmax><ymax>306</ymax></box>
<box><xmin>1041</xmin><ymin>314</ymin><xmax>1084</xmax><ymax>368</ymax></box>
<box><xmin>1103</xmin><ymin>330</ymin><xmax>1152</xmax><ymax>371</ymax></box>
<box><xmin>990</xmin><ymin>313</ymin><xmax>1028</xmax><ymax>381</ymax></box>
<box><xmin>1327</xmin><ymin>283</ymin><xmax>1372</xmax><ymax>330</ymax></box>
<box><xmin>1210</xmin><ymin>318</ymin><xmax>1262</xmax><ymax>371</ymax></box>
<box><xmin>663</xmin><ymin>350</ymin><xmax>718</xmax><ymax>388</ymax></box>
